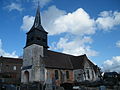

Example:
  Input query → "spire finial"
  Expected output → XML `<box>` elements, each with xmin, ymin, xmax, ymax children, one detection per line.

<box><xmin>38</xmin><ymin>0</ymin><xmax>40</xmax><ymax>8</ymax></box>
<box><xmin>33</xmin><ymin>0</ymin><xmax>41</xmax><ymax>28</ymax></box>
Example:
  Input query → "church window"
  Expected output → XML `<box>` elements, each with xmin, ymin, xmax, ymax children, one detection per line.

<box><xmin>66</xmin><ymin>71</ymin><xmax>69</xmax><ymax>79</ymax></box>
<box><xmin>92</xmin><ymin>70</ymin><xmax>94</xmax><ymax>78</ymax></box>
<box><xmin>13</xmin><ymin>66</ymin><xmax>17</xmax><ymax>70</ymax></box>
<box><xmin>6</xmin><ymin>65</ymin><xmax>10</xmax><ymax>71</ymax></box>
<box><xmin>87</xmin><ymin>70</ymin><xmax>90</xmax><ymax>79</ymax></box>
<box><xmin>84</xmin><ymin>72</ymin><xmax>86</xmax><ymax>80</ymax></box>
<box><xmin>55</xmin><ymin>70</ymin><xmax>59</xmax><ymax>80</ymax></box>
<box><xmin>24</xmin><ymin>71</ymin><xmax>29</xmax><ymax>83</ymax></box>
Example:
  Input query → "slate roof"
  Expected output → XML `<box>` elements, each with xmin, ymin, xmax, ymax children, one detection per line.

<box><xmin>44</xmin><ymin>50</ymin><xmax>97</xmax><ymax>70</ymax></box>
<box><xmin>44</xmin><ymin>50</ymin><xmax>73</xmax><ymax>70</ymax></box>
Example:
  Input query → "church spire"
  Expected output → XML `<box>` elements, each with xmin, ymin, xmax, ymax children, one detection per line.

<box><xmin>27</xmin><ymin>1</ymin><xmax>47</xmax><ymax>34</ymax></box>
<box><xmin>33</xmin><ymin>2</ymin><xmax>41</xmax><ymax>28</ymax></box>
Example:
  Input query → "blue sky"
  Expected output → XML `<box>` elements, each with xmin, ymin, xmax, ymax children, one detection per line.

<box><xmin>0</xmin><ymin>0</ymin><xmax>120</xmax><ymax>72</ymax></box>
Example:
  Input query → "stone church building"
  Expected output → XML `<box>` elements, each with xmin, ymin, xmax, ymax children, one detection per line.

<box><xmin>21</xmin><ymin>6</ymin><xmax>100</xmax><ymax>89</ymax></box>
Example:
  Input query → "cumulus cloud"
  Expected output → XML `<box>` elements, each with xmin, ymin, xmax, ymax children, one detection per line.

<box><xmin>42</xmin><ymin>7</ymin><xmax>95</xmax><ymax>35</ymax></box>
<box><xmin>5</xmin><ymin>3</ymin><xmax>23</xmax><ymax>12</ymax></box>
<box><xmin>21</xmin><ymin>7</ymin><xmax>120</xmax><ymax>34</ymax></box>
<box><xmin>96</xmin><ymin>11</ymin><xmax>120</xmax><ymax>31</ymax></box>
<box><xmin>50</xmin><ymin>36</ymin><xmax>98</xmax><ymax>56</ymax></box>
<box><xmin>51</xmin><ymin>8</ymin><xmax>96</xmax><ymax>35</ymax></box>
<box><xmin>0</xmin><ymin>39</ymin><xmax>18</xmax><ymax>58</ymax></box>
<box><xmin>21</xmin><ymin>15</ymin><xmax>35</xmax><ymax>31</ymax></box>
<box><xmin>103</xmin><ymin>56</ymin><xmax>120</xmax><ymax>72</ymax></box>
<box><xmin>116</xmin><ymin>40</ymin><xmax>120</xmax><ymax>48</ymax></box>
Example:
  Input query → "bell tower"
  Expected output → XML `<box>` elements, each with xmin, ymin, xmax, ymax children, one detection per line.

<box><xmin>25</xmin><ymin>5</ymin><xmax>48</xmax><ymax>49</ymax></box>
<box><xmin>21</xmin><ymin>4</ymin><xmax>48</xmax><ymax>84</ymax></box>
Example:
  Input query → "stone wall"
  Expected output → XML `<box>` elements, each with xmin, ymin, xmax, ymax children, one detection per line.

<box><xmin>23</xmin><ymin>44</ymin><xmax>44</xmax><ymax>67</ymax></box>
<box><xmin>45</xmin><ymin>68</ymin><xmax>74</xmax><ymax>86</ymax></box>
<box><xmin>21</xmin><ymin>44</ymin><xmax>45</xmax><ymax>83</ymax></box>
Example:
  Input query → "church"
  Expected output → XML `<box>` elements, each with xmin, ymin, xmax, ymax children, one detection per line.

<box><xmin>21</xmin><ymin>5</ymin><xmax>100</xmax><ymax>89</ymax></box>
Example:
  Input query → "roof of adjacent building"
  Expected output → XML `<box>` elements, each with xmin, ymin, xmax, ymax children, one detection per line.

<box><xmin>0</xmin><ymin>56</ymin><xmax>22</xmax><ymax>64</ymax></box>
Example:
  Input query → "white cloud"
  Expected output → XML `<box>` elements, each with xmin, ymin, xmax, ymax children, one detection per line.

<box><xmin>21</xmin><ymin>15</ymin><xmax>35</xmax><ymax>31</ymax></box>
<box><xmin>103</xmin><ymin>56</ymin><xmax>120</xmax><ymax>72</ymax></box>
<box><xmin>42</xmin><ymin>7</ymin><xmax>96</xmax><ymax>35</ymax></box>
<box><xmin>116</xmin><ymin>40</ymin><xmax>120</xmax><ymax>48</ymax></box>
<box><xmin>96</xmin><ymin>11</ymin><xmax>120</xmax><ymax>31</ymax></box>
<box><xmin>41</xmin><ymin>5</ymin><xmax>67</xmax><ymax>35</ymax></box>
<box><xmin>0</xmin><ymin>39</ymin><xmax>18</xmax><ymax>58</ymax></box>
<box><xmin>5</xmin><ymin>3</ymin><xmax>23</xmax><ymax>12</ymax></box>
<box><xmin>21</xmin><ymin>7</ymin><xmax>120</xmax><ymax>34</ymax></box>
<box><xmin>50</xmin><ymin>36</ymin><xmax>98</xmax><ymax>57</ymax></box>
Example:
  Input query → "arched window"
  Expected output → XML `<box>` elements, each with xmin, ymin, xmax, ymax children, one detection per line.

<box><xmin>66</xmin><ymin>71</ymin><xmax>69</xmax><ymax>79</ymax></box>
<box><xmin>92</xmin><ymin>71</ymin><xmax>94</xmax><ymax>78</ymax></box>
<box><xmin>87</xmin><ymin>70</ymin><xmax>90</xmax><ymax>79</ymax></box>
<box><xmin>13</xmin><ymin>66</ymin><xmax>16</xmax><ymax>70</ymax></box>
<box><xmin>24</xmin><ymin>71</ymin><xmax>29</xmax><ymax>83</ymax></box>
<box><xmin>55</xmin><ymin>70</ymin><xmax>59</xmax><ymax>80</ymax></box>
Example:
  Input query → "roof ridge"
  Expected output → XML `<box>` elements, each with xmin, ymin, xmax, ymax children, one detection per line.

<box><xmin>48</xmin><ymin>50</ymin><xmax>73</xmax><ymax>56</ymax></box>
<box><xmin>0</xmin><ymin>56</ymin><xmax>22</xmax><ymax>60</ymax></box>
<box><xmin>48</xmin><ymin>50</ymin><xmax>85</xmax><ymax>57</ymax></box>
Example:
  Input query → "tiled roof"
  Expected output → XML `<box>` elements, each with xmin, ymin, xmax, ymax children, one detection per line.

<box><xmin>44</xmin><ymin>50</ymin><xmax>96</xmax><ymax>70</ymax></box>
<box><xmin>44</xmin><ymin>50</ymin><xmax>73</xmax><ymax>70</ymax></box>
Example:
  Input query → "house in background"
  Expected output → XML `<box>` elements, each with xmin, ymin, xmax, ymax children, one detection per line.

<box><xmin>0</xmin><ymin>56</ymin><xmax>22</xmax><ymax>84</ymax></box>
<box><xmin>21</xmin><ymin>5</ymin><xmax>101</xmax><ymax>89</ymax></box>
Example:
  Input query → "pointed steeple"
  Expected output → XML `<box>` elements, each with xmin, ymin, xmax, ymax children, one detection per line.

<box><xmin>28</xmin><ymin>2</ymin><xmax>46</xmax><ymax>33</ymax></box>
<box><xmin>33</xmin><ymin>3</ymin><xmax>41</xmax><ymax>28</ymax></box>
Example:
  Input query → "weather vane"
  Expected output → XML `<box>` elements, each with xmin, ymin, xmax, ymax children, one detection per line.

<box><xmin>38</xmin><ymin>0</ymin><xmax>40</xmax><ymax>7</ymax></box>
